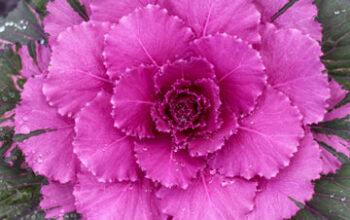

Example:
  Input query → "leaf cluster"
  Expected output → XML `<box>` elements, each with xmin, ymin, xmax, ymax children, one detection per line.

<box><xmin>0</xmin><ymin>0</ymin><xmax>350</xmax><ymax>219</ymax></box>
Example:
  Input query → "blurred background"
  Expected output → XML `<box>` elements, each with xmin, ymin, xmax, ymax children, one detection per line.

<box><xmin>0</xmin><ymin>0</ymin><xmax>19</xmax><ymax>17</ymax></box>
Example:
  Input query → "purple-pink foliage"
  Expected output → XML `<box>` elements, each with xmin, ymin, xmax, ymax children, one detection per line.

<box><xmin>14</xmin><ymin>0</ymin><xmax>350</xmax><ymax>219</ymax></box>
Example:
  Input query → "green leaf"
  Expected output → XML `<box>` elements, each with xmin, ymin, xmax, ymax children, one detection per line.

<box><xmin>16</xmin><ymin>77</ymin><xmax>26</xmax><ymax>90</ymax></box>
<box><xmin>316</xmin><ymin>0</ymin><xmax>350</xmax><ymax>90</ymax></box>
<box><xmin>0</xmin><ymin>46</ymin><xmax>22</xmax><ymax>117</ymax></box>
<box><xmin>0</xmin><ymin>127</ymin><xmax>14</xmax><ymax>142</ymax></box>
<box><xmin>0</xmin><ymin>113</ymin><xmax>14</xmax><ymax>124</ymax></box>
<box><xmin>312</xmin><ymin>116</ymin><xmax>350</xmax><ymax>140</ymax></box>
<box><xmin>293</xmin><ymin>161</ymin><xmax>350</xmax><ymax>220</ymax></box>
<box><xmin>0</xmin><ymin>0</ymin><xmax>46</xmax><ymax>45</ymax></box>
<box><xmin>31</xmin><ymin>0</ymin><xmax>51</xmax><ymax>18</ymax></box>
<box><xmin>0</xmin><ymin>45</ymin><xmax>22</xmax><ymax>76</ymax></box>
<box><xmin>0</xmin><ymin>127</ymin><xmax>71</xmax><ymax>219</ymax></box>
<box><xmin>0</xmin><ymin>159</ymin><xmax>44</xmax><ymax>220</ymax></box>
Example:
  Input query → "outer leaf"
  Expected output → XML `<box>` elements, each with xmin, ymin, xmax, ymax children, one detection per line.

<box><xmin>0</xmin><ymin>159</ymin><xmax>44</xmax><ymax>219</ymax></box>
<box><xmin>0</xmin><ymin>114</ymin><xmax>77</xmax><ymax>220</ymax></box>
<box><xmin>292</xmin><ymin>0</ymin><xmax>350</xmax><ymax>218</ymax></box>
<box><xmin>0</xmin><ymin>0</ymin><xmax>46</xmax><ymax>45</ymax></box>
<box><xmin>0</xmin><ymin>45</ymin><xmax>22</xmax><ymax>76</ymax></box>
<box><xmin>293</xmin><ymin>103</ymin><xmax>350</xmax><ymax>219</ymax></box>
<box><xmin>0</xmin><ymin>117</ymin><xmax>54</xmax><ymax>220</ymax></box>
<box><xmin>293</xmin><ymin>161</ymin><xmax>350</xmax><ymax>220</ymax></box>
<box><xmin>0</xmin><ymin>46</ymin><xmax>21</xmax><ymax>117</ymax></box>
<box><xmin>31</xmin><ymin>0</ymin><xmax>51</xmax><ymax>18</ymax></box>
<box><xmin>316</xmin><ymin>0</ymin><xmax>350</xmax><ymax>90</ymax></box>
<box><xmin>313</xmin><ymin>116</ymin><xmax>350</xmax><ymax>140</ymax></box>
<box><xmin>0</xmin><ymin>9</ymin><xmax>80</xmax><ymax>217</ymax></box>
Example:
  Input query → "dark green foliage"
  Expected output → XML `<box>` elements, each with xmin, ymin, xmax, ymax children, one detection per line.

<box><xmin>0</xmin><ymin>46</ymin><xmax>22</xmax><ymax>117</ymax></box>
<box><xmin>316</xmin><ymin>0</ymin><xmax>350</xmax><ymax>90</ymax></box>
<box><xmin>0</xmin><ymin>157</ymin><xmax>44</xmax><ymax>219</ymax></box>
<box><xmin>312</xmin><ymin>116</ymin><xmax>350</xmax><ymax>140</ymax></box>
<box><xmin>31</xmin><ymin>0</ymin><xmax>51</xmax><ymax>18</ymax></box>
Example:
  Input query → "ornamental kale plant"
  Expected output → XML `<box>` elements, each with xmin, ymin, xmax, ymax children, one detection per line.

<box><xmin>5</xmin><ymin>0</ymin><xmax>350</xmax><ymax>219</ymax></box>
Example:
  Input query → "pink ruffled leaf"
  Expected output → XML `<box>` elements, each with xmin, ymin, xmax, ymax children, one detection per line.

<box><xmin>74</xmin><ymin>172</ymin><xmax>162</xmax><ymax>220</ymax></box>
<box><xmin>112</xmin><ymin>65</ymin><xmax>158</xmax><ymax>138</ymax></box>
<box><xmin>247</xmin><ymin>133</ymin><xmax>322</xmax><ymax>220</ymax></box>
<box><xmin>40</xmin><ymin>181</ymin><xmax>76</xmax><ymax>219</ymax></box>
<box><xmin>134</xmin><ymin>134</ymin><xmax>205</xmax><ymax>189</ymax></box>
<box><xmin>209</xmin><ymin>87</ymin><xmax>304</xmax><ymax>179</ymax></box>
<box><xmin>104</xmin><ymin>5</ymin><xmax>194</xmax><ymax>80</ymax></box>
<box><xmin>164</xmin><ymin>0</ymin><xmax>261</xmax><ymax>42</ymax></box>
<box><xmin>261</xmin><ymin>27</ymin><xmax>329</xmax><ymax>124</ymax></box>
<box><xmin>43</xmin><ymin>22</ymin><xmax>111</xmax><ymax>117</ymax></box>
<box><xmin>90</xmin><ymin>0</ymin><xmax>158</xmax><ymax>22</ymax></box>
<box><xmin>254</xmin><ymin>0</ymin><xmax>322</xmax><ymax>40</ymax></box>
<box><xmin>74</xmin><ymin>90</ymin><xmax>138</xmax><ymax>182</ymax></box>
<box><xmin>157</xmin><ymin>172</ymin><xmax>257</xmax><ymax>220</ymax></box>
<box><xmin>191</xmin><ymin>34</ymin><xmax>266</xmax><ymax>115</ymax></box>
<box><xmin>44</xmin><ymin>0</ymin><xmax>88</xmax><ymax>43</ymax></box>
<box><xmin>15</xmin><ymin>77</ymin><xmax>77</xmax><ymax>183</ymax></box>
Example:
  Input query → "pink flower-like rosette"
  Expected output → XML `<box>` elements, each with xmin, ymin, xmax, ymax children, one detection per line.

<box><xmin>14</xmin><ymin>0</ymin><xmax>350</xmax><ymax>219</ymax></box>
